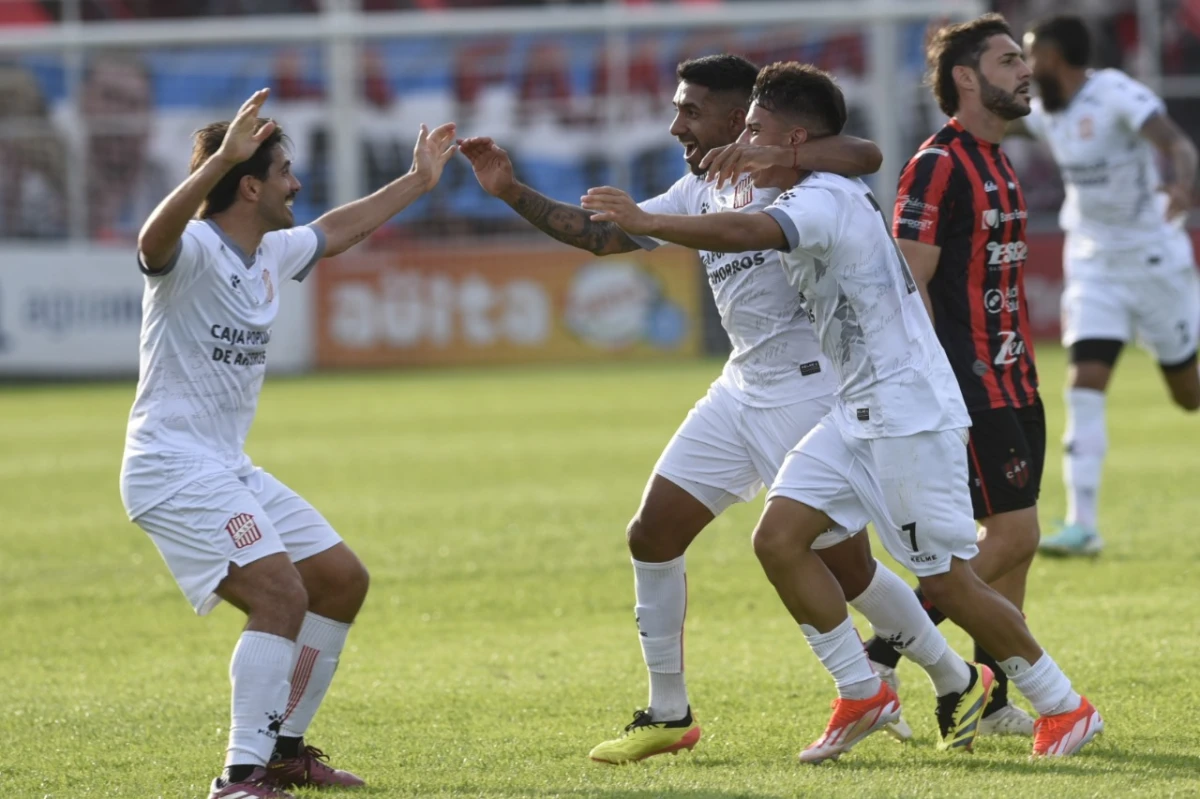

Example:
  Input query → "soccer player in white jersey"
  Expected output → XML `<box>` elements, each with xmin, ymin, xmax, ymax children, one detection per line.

<box><xmin>464</xmin><ymin>54</ymin><xmax>994</xmax><ymax>764</ymax></box>
<box><xmin>119</xmin><ymin>89</ymin><xmax>457</xmax><ymax>799</ymax></box>
<box><xmin>583</xmin><ymin>61</ymin><xmax>1104</xmax><ymax>759</ymax></box>
<box><xmin>1013</xmin><ymin>16</ymin><xmax>1200</xmax><ymax>557</ymax></box>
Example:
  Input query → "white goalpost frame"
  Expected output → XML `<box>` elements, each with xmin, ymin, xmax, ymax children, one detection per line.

<box><xmin>0</xmin><ymin>0</ymin><xmax>990</xmax><ymax>234</ymax></box>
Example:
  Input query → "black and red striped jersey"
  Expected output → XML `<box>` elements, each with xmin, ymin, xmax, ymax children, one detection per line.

<box><xmin>892</xmin><ymin>118</ymin><xmax>1039</xmax><ymax>412</ymax></box>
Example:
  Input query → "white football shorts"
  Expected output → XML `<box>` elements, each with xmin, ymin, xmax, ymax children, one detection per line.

<box><xmin>1062</xmin><ymin>237</ymin><xmax>1200</xmax><ymax>365</ymax></box>
<box><xmin>767</xmin><ymin>415</ymin><xmax>979</xmax><ymax>577</ymax></box>
<box><xmin>652</xmin><ymin>378</ymin><xmax>855</xmax><ymax>549</ymax></box>
<box><xmin>134</xmin><ymin>467</ymin><xmax>342</xmax><ymax>615</ymax></box>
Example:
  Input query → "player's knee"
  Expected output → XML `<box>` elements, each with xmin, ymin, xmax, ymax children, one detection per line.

<box><xmin>751</xmin><ymin>519</ymin><xmax>791</xmax><ymax>565</ymax></box>
<box><xmin>914</xmin><ymin>571</ymin><xmax>960</xmax><ymax>613</ymax></box>
<box><xmin>626</xmin><ymin>514</ymin><xmax>683</xmax><ymax>561</ymax></box>
<box><xmin>249</xmin><ymin>569</ymin><xmax>309</xmax><ymax>632</ymax></box>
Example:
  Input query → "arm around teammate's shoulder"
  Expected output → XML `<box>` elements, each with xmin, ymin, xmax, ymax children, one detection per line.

<box><xmin>896</xmin><ymin>239</ymin><xmax>939</xmax><ymax>321</ymax></box>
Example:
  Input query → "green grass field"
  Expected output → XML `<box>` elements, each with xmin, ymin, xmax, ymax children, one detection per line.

<box><xmin>3</xmin><ymin>346</ymin><xmax>1199</xmax><ymax>799</ymax></box>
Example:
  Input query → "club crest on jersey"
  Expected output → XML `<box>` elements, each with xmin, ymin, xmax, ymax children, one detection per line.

<box><xmin>225</xmin><ymin>513</ymin><xmax>262</xmax><ymax>549</ymax></box>
<box><xmin>1078</xmin><ymin>116</ymin><xmax>1094</xmax><ymax>139</ymax></box>
<box><xmin>1004</xmin><ymin>456</ymin><xmax>1031</xmax><ymax>488</ymax></box>
<box><xmin>732</xmin><ymin>176</ymin><xmax>754</xmax><ymax>209</ymax></box>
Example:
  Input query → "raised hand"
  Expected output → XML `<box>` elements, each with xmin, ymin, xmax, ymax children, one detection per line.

<box><xmin>215</xmin><ymin>88</ymin><xmax>277</xmax><ymax>166</ymax></box>
<box><xmin>580</xmin><ymin>187</ymin><xmax>654</xmax><ymax>235</ymax></box>
<box><xmin>410</xmin><ymin>122</ymin><xmax>459</xmax><ymax>191</ymax></box>
<box><xmin>458</xmin><ymin>136</ymin><xmax>517</xmax><ymax>198</ymax></box>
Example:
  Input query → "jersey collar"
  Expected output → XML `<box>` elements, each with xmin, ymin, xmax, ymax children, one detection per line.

<box><xmin>204</xmin><ymin>219</ymin><xmax>258</xmax><ymax>268</ymax></box>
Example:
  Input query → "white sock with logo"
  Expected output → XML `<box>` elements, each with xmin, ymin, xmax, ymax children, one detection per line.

<box><xmin>1001</xmin><ymin>651</ymin><xmax>1081</xmax><ymax>717</ymax></box>
<box><xmin>802</xmin><ymin>616</ymin><xmax>881</xmax><ymax>700</ymax></box>
<box><xmin>226</xmin><ymin>632</ymin><xmax>294</xmax><ymax>768</ymax></box>
<box><xmin>279</xmin><ymin>613</ymin><xmax>352</xmax><ymax>740</ymax></box>
<box><xmin>634</xmin><ymin>556</ymin><xmax>690</xmax><ymax>721</ymax></box>
<box><xmin>1064</xmin><ymin>387</ymin><xmax>1107</xmax><ymax>530</ymax></box>
<box><xmin>848</xmin><ymin>563</ymin><xmax>970</xmax><ymax>696</ymax></box>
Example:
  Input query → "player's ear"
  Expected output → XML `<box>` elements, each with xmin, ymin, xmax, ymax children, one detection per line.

<box><xmin>789</xmin><ymin>127</ymin><xmax>810</xmax><ymax>146</ymax></box>
<box><xmin>237</xmin><ymin>173</ymin><xmax>261</xmax><ymax>204</ymax></box>
<box><xmin>952</xmin><ymin>64</ymin><xmax>978</xmax><ymax>95</ymax></box>
<box><xmin>728</xmin><ymin>106</ymin><xmax>747</xmax><ymax>136</ymax></box>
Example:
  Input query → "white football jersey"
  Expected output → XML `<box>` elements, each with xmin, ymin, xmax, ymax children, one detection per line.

<box><xmin>763</xmin><ymin>172</ymin><xmax>970</xmax><ymax>439</ymax></box>
<box><xmin>120</xmin><ymin>219</ymin><xmax>325</xmax><ymax>519</ymax></box>
<box><xmin>1025</xmin><ymin>69</ymin><xmax>1183</xmax><ymax>256</ymax></box>
<box><xmin>635</xmin><ymin>173</ymin><xmax>836</xmax><ymax>408</ymax></box>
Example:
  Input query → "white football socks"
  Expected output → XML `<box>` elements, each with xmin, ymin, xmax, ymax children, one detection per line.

<box><xmin>279</xmin><ymin>613</ymin><xmax>352</xmax><ymax>740</ymax></box>
<box><xmin>1064</xmin><ymin>387</ymin><xmax>1107</xmax><ymax>530</ymax></box>
<box><xmin>1001</xmin><ymin>651</ymin><xmax>1081</xmax><ymax>717</ymax></box>
<box><xmin>227</xmin><ymin>631</ymin><xmax>294</xmax><ymax>768</ymax></box>
<box><xmin>802</xmin><ymin>616</ymin><xmax>881</xmax><ymax>701</ymax></box>
<box><xmin>848</xmin><ymin>563</ymin><xmax>970</xmax><ymax>696</ymax></box>
<box><xmin>633</xmin><ymin>556</ymin><xmax>689</xmax><ymax>721</ymax></box>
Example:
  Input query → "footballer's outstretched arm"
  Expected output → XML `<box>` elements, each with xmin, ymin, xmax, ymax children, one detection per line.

<box><xmin>699</xmin><ymin>135</ymin><xmax>883</xmax><ymax>189</ymax></box>
<box><xmin>314</xmin><ymin>123</ymin><xmax>457</xmax><ymax>258</ymax></box>
<box><xmin>139</xmin><ymin>89</ymin><xmax>276</xmax><ymax>272</ymax></box>
<box><xmin>459</xmin><ymin>136</ymin><xmax>638</xmax><ymax>256</ymax></box>
<box><xmin>581</xmin><ymin>186</ymin><xmax>787</xmax><ymax>253</ymax></box>
<box><xmin>1140</xmin><ymin>113</ymin><xmax>1198</xmax><ymax>219</ymax></box>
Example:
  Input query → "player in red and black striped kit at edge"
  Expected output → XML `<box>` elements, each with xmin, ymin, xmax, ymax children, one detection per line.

<box><xmin>864</xmin><ymin>14</ymin><xmax>1049</xmax><ymax>739</ymax></box>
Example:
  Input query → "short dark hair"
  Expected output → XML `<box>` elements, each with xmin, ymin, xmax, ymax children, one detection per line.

<box><xmin>189</xmin><ymin>119</ymin><xmax>287</xmax><ymax>218</ymax></box>
<box><xmin>750</xmin><ymin>62</ymin><xmax>847</xmax><ymax>136</ymax></box>
<box><xmin>1028</xmin><ymin>15</ymin><xmax>1091</xmax><ymax>68</ymax></box>
<box><xmin>927</xmin><ymin>13</ymin><xmax>1016</xmax><ymax>117</ymax></box>
<box><xmin>676</xmin><ymin>54</ymin><xmax>759</xmax><ymax>101</ymax></box>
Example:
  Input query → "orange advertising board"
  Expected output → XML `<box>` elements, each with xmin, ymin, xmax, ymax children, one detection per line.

<box><xmin>314</xmin><ymin>244</ymin><xmax>703</xmax><ymax>368</ymax></box>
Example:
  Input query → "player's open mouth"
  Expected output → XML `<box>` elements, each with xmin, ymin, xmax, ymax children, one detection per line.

<box><xmin>285</xmin><ymin>196</ymin><xmax>295</xmax><ymax>208</ymax></box>
<box><xmin>682</xmin><ymin>142</ymin><xmax>698</xmax><ymax>159</ymax></box>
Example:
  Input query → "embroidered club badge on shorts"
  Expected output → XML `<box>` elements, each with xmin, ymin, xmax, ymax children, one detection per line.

<box><xmin>225</xmin><ymin>512</ymin><xmax>263</xmax><ymax>549</ymax></box>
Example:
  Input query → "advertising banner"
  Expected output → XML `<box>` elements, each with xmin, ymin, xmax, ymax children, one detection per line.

<box><xmin>314</xmin><ymin>245</ymin><xmax>703</xmax><ymax>368</ymax></box>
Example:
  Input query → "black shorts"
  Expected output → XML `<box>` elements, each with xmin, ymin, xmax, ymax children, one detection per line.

<box><xmin>964</xmin><ymin>397</ymin><xmax>1046</xmax><ymax>520</ymax></box>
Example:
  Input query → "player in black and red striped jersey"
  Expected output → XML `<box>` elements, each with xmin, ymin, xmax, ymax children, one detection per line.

<box><xmin>864</xmin><ymin>14</ymin><xmax>1065</xmax><ymax>744</ymax></box>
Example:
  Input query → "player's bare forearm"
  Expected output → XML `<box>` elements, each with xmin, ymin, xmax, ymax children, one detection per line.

<box><xmin>314</xmin><ymin>172</ymin><xmax>428</xmax><ymax>257</ymax></box>
<box><xmin>1142</xmin><ymin>113</ymin><xmax>1198</xmax><ymax>194</ymax></box>
<box><xmin>795</xmin><ymin>135</ymin><xmax>883</xmax><ymax>177</ymax></box>
<box><xmin>644</xmin><ymin>211</ymin><xmax>786</xmax><ymax>253</ymax></box>
<box><xmin>502</xmin><ymin>183</ymin><xmax>638</xmax><ymax>255</ymax></box>
<box><xmin>138</xmin><ymin>155</ymin><xmax>235</xmax><ymax>271</ymax></box>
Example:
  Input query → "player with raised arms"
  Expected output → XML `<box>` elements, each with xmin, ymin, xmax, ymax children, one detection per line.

<box><xmin>119</xmin><ymin>88</ymin><xmax>456</xmax><ymax>798</ymax></box>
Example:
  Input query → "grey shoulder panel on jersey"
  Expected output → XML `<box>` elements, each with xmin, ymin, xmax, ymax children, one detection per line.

<box><xmin>293</xmin><ymin>224</ymin><xmax>328</xmax><ymax>283</ymax></box>
<box><xmin>139</xmin><ymin>239</ymin><xmax>183</xmax><ymax>277</ymax></box>
<box><xmin>763</xmin><ymin>207</ymin><xmax>799</xmax><ymax>253</ymax></box>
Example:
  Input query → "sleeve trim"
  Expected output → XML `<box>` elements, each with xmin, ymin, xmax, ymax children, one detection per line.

<box><xmin>139</xmin><ymin>240</ymin><xmax>183</xmax><ymax>276</ymax></box>
<box><xmin>764</xmin><ymin>207</ymin><xmax>799</xmax><ymax>252</ymax></box>
<box><xmin>292</xmin><ymin>224</ymin><xmax>328</xmax><ymax>283</ymax></box>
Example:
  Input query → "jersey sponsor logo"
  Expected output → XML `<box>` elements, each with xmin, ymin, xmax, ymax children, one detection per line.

<box><xmin>897</xmin><ymin>217</ymin><xmax>933</xmax><ymax>232</ymax></box>
<box><xmin>984</xmin><ymin>286</ymin><xmax>1020</xmax><ymax>313</ymax></box>
<box><xmin>911</xmin><ymin>552</ymin><xmax>940</xmax><ymax>563</ymax></box>
<box><xmin>799</xmin><ymin>361</ymin><xmax>822</xmax><ymax>376</ymax></box>
<box><xmin>994</xmin><ymin>330</ymin><xmax>1027</xmax><ymax>366</ymax></box>
<box><xmin>986</xmin><ymin>241</ymin><xmax>1027</xmax><ymax>268</ymax></box>
<box><xmin>984</xmin><ymin>180</ymin><xmax>998</xmax><ymax>193</ymax></box>
<box><xmin>981</xmin><ymin>209</ymin><xmax>1028</xmax><ymax>229</ymax></box>
<box><xmin>225</xmin><ymin>512</ymin><xmax>262</xmax><ymax>549</ymax></box>
<box><xmin>210</xmin><ymin>324</ymin><xmax>271</xmax><ymax>346</ymax></box>
<box><xmin>732</xmin><ymin>176</ymin><xmax>754</xmax><ymax>209</ymax></box>
<box><xmin>704</xmin><ymin>251</ymin><xmax>767</xmax><ymax>286</ymax></box>
<box><xmin>1062</xmin><ymin>161</ymin><xmax>1109</xmax><ymax>186</ymax></box>
<box><xmin>897</xmin><ymin>194</ymin><xmax>937</xmax><ymax>213</ymax></box>
<box><xmin>1004</xmin><ymin>455</ymin><xmax>1031</xmax><ymax>488</ymax></box>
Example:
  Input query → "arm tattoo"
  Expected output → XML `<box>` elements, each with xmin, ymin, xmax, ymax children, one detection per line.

<box><xmin>509</xmin><ymin>185</ymin><xmax>639</xmax><ymax>255</ymax></box>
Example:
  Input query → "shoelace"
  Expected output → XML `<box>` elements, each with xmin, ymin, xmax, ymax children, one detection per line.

<box><xmin>623</xmin><ymin>710</ymin><xmax>658</xmax><ymax>734</ymax></box>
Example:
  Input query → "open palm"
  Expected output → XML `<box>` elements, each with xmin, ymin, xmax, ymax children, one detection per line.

<box><xmin>458</xmin><ymin>137</ymin><xmax>516</xmax><ymax>197</ymax></box>
<box><xmin>216</xmin><ymin>88</ymin><xmax>276</xmax><ymax>165</ymax></box>
<box><xmin>411</xmin><ymin>123</ymin><xmax>458</xmax><ymax>191</ymax></box>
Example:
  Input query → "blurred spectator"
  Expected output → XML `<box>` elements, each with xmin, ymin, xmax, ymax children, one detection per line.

<box><xmin>0</xmin><ymin>64</ymin><xmax>67</xmax><ymax>239</ymax></box>
<box><xmin>81</xmin><ymin>52</ymin><xmax>171</xmax><ymax>240</ymax></box>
